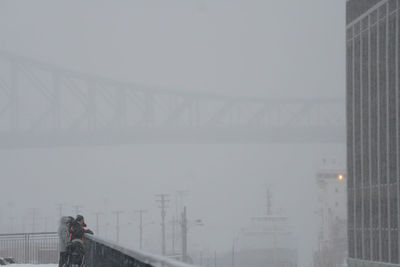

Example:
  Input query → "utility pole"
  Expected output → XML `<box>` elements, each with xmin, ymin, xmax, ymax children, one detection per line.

<box><xmin>29</xmin><ymin>208</ymin><xmax>39</xmax><ymax>233</ymax></box>
<box><xmin>113</xmin><ymin>211</ymin><xmax>123</xmax><ymax>243</ymax></box>
<box><xmin>105</xmin><ymin>223</ymin><xmax>110</xmax><ymax>240</ymax></box>
<box><xmin>266</xmin><ymin>187</ymin><xmax>272</xmax><ymax>216</ymax></box>
<box><xmin>181</xmin><ymin>206</ymin><xmax>188</xmax><ymax>263</ymax></box>
<box><xmin>7</xmin><ymin>202</ymin><xmax>15</xmax><ymax>233</ymax></box>
<box><xmin>156</xmin><ymin>194</ymin><xmax>169</xmax><ymax>256</ymax></box>
<box><xmin>171</xmin><ymin>216</ymin><xmax>176</xmax><ymax>254</ymax></box>
<box><xmin>56</xmin><ymin>203</ymin><xmax>66</xmax><ymax>218</ymax></box>
<box><xmin>8</xmin><ymin>216</ymin><xmax>15</xmax><ymax>233</ymax></box>
<box><xmin>231</xmin><ymin>243</ymin><xmax>235</xmax><ymax>267</ymax></box>
<box><xmin>93</xmin><ymin>212</ymin><xmax>103</xmax><ymax>235</ymax></box>
<box><xmin>44</xmin><ymin>217</ymin><xmax>48</xmax><ymax>232</ymax></box>
<box><xmin>72</xmin><ymin>205</ymin><xmax>83</xmax><ymax>216</ymax></box>
<box><xmin>135</xmin><ymin>210</ymin><xmax>147</xmax><ymax>249</ymax></box>
<box><xmin>175</xmin><ymin>190</ymin><xmax>188</xmax><ymax>215</ymax></box>
<box><xmin>173</xmin><ymin>190</ymin><xmax>188</xmax><ymax>256</ymax></box>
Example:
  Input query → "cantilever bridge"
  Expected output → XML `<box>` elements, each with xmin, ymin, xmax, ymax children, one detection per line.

<box><xmin>0</xmin><ymin>51</ymin><xmax>345</xmax><ymax>148</ymax></box>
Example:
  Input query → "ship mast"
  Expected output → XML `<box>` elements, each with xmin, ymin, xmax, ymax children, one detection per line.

<box><xmin>266</xmin><ymin>186</ymin><xmax>272</xmax><ymax>216</ymax></box>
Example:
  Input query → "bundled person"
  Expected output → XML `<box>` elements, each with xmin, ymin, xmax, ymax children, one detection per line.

<box><xmin>69</xmin><ymin>215</ymin><xmax>94</xmax><ymax>240</ymax></box>
<box><xmin>65</xmin><ymin>215</ymin><xmax>93</xmax><ymax>267</ymax></box>
<box><xmin>58</xmin><ymin>216</ymin><xmax>74</xmax><ymax>267</ymax></box>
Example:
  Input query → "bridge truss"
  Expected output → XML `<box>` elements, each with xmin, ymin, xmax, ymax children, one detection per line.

<box><xmin>0</xmin><ymin>51</ymin><xmax>345</xmax><ymax>147</ymax></box>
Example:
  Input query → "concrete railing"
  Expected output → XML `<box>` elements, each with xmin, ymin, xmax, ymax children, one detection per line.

<box><xmin>0</xmin><ymin>231</ymin><xmax>195</xmax><ymax>267</ymax></box>
<box><xmin>85</xmin><ymin>235</ymin><xmax>196</xmax><ymax>267</ymax></box>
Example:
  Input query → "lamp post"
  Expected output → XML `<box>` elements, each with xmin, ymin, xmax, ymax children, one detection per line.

<box><xmin>180</xmin><ymin>206</ymin><xmax>203</xmax><ymax>263</ymax></box>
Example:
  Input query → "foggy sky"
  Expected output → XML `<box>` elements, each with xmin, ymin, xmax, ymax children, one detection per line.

<box><xmin>0</xmin><ymin>0</ymin><xmax>345</xmax><ymax>98</ymax></box>
<box><xmin>0</xmin><ymin>1</ymin><xmax>346</xmax><ymax>267</ymax></box>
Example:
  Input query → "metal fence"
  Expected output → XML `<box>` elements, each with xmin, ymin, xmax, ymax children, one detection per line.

<box><xmin>0</xmin><ymin>232</ymin><xmax>59</xmax><ymax>264</ymax></box>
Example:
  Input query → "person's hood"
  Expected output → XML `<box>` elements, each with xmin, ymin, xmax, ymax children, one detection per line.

<box><xmin>60</xmin><ymin>216</ymin><xmax>71</xmax><ymax>225</ymax></box>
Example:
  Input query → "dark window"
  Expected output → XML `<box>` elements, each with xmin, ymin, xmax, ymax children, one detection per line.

<box><xmin>355</xmin><ymin>21</ymin><xmax>361</xmax><ymax>35</ymax></box>
<box><xmin>389</xmin><ymin>0</ymin><xmax>397</xmax><ymax>12</ymax></box>
<box><xmin>372</xmin><ymin>229</ymin><xmax>380</xmax><ymax>261</ymax></box>
<box><xmin>388</xmin><ymin>14</ymin><xmax>397</xmax><ymax>185</ymax></box>
<box><xmin>371</xmin><ymin>186</ymin><xmax>379</xmax><ymax>230</ymax></box>
<box><xmin>356</xmin><ymin>187</ymin><xmax>363</xmax><ymax>230</ymax></box>
<box><xmin>347</xmin><ymin>37</ymin><xmax>354</xmax><ymax>190</ymax></box>
<box><xmin>356</xmin><ymin>229</ymin><xmax>363</xmax><ymax>259</ymax></box>
<box><xmin>364</xmin><ymin>228</ymin><xmax>371</xmax><ymax>260</ymax></box>
<box><xmin>381</xmin><ymin>185</ymin><xmax>389</xmax><ymax>229</ymax></box>
<box><xmin>362</xmin><ymin>29</ymin><xmax>370</xmax><ymax>187</ymax></box>
<box><xmin>362</xmin><ymin>17</ymin><xmax>369</xmax><ymax>31</ymax></box>
<box><xmin>380</xmin><ymin>185</ymin><xmax>389</xmax><ymax>262</ymax></box>
<box><xmin>390</xmin><ymin>186</ymin><xmax>398</xmax><ymax>263</ymax></box>
<box><xmin>371</xmin><ymin>10</ymin><xmax>378</xmax><ymax>25</ymax></box>
<box><xmin>349</xmin><ymin>227</ymin><xmax>355</xmax><ymax>258</ymax></box>
<box><xmin>389</xmin><ymin>185</ymin><xmax>398</xmax><ymax>229</ymax></box>
<box><xmin>371</xmin><ymin>186</ymin><xmax>380</xmax><ymax>261</ymax></box>
<box><xmin>364</xmin><ymin>187</ymin><xmax>371</xmax><ymax>235</ymax></box>
<box><xmin>379</xmin><ymin>4</ymin><xmax>387</xmax><ymax>19</ymax></box>
<box><xmin>378</xmin><ymin>18</ymin><xmax>387</xmax><ymax>186</ymax></box>
<box><xmin>391</xmin><ymin>229</ymin><xmax>399</xmax><ymax>263</ymax></box>
<box><xmin>399</xmin><ymin>1</ymin><xmax>400</xmax><ymax>181</ymax></box>
<box><xmin>370</xmin><ymin>24</ymin><xmax>379</xmax><ymax>186</ymax></box>
<box><xmin>382</xmin><ymin>229</ymin><xmax>389</xmax><ymax>262</ymax></box>
<box><xmin>354</xmin><ymin>35</ymin><xmax>362</xmax><ymax>192</ymax></box>
<box><xmin>348</xmin><ymin>188</ymin><xmax>355</xmax><ymax>258</ymax></box>
<box><xmin>347</xmin><ymin>27</ymin><xmax>353</xmax><ymax>41</ymax></box>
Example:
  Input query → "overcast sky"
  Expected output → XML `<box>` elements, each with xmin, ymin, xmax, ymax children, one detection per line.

<box><xmin>0</xmin><ymin>0</ymin><xmax>345</xmax><ymax>97</ymax></box>
<box><xmin>0</xmin><ymin>1</ymin><xmax>346</xmax><ymax>267</ymax></box>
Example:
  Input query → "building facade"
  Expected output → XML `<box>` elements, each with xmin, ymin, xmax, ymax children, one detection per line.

<box><xmin>314</xmin><ymin>169</ymin><xmax>347</xmax><ymax>267</ymax></box>
<box><xmin>346</xmin><ymin>0</ymin><xmax>400</xmax><ymax>266</ymax></box>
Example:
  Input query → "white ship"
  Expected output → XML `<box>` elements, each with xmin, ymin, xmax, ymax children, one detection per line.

<box><xmin>221</xmin><ymin>189</ymin><xmax>298</xmax><ymax>267</ymax></box>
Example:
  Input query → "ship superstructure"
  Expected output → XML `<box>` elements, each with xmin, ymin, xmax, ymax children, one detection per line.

<box><xmin>220</xmin><ymin>188</ymin><xmax>298</xmax><ymax>267</ymax></box>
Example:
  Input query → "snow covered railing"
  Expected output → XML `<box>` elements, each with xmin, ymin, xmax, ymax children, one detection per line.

<box><xmin>85</xmin><ymin>234</ymin><xmax>195</xmax><ymax>267</ymax></box>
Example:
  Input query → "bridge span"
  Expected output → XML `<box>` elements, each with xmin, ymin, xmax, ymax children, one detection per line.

<box><xmin>0</xmin><ymin>51</ymin><xmax>345</xmax><ymax>147</ymax></box>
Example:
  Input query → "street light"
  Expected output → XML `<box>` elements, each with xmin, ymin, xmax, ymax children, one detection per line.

<box><xmin>181</xmin><ymin>206</ymin><xmax>204</xmax><ymax>263</ymax></box>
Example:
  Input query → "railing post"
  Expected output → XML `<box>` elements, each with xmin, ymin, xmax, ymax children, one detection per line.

<box><xmin>24</xmin><ymin>234</ymin><xmax>28</xmax><ymax>263</ymax></box>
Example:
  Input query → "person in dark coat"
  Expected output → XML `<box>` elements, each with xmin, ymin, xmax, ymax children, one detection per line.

<box><xmin>66</xmin><ymin>215</ymin><xmax>94</xmax><ymax>266</ymax></box>
<box><xmin>58</xmin><ymin>216</ymin><xmax>74</xmax><ymax>267</ymax></box>
<box><xmin>69</xmin><ymin>215</ymin><xmax>94</xmax><ymax>242</ymax></box>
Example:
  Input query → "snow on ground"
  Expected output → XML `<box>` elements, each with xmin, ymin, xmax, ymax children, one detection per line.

<box><xmin>12</xmin><ymin>265</ymin><xmax>57</xmax><ymax>267</ymax></box>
